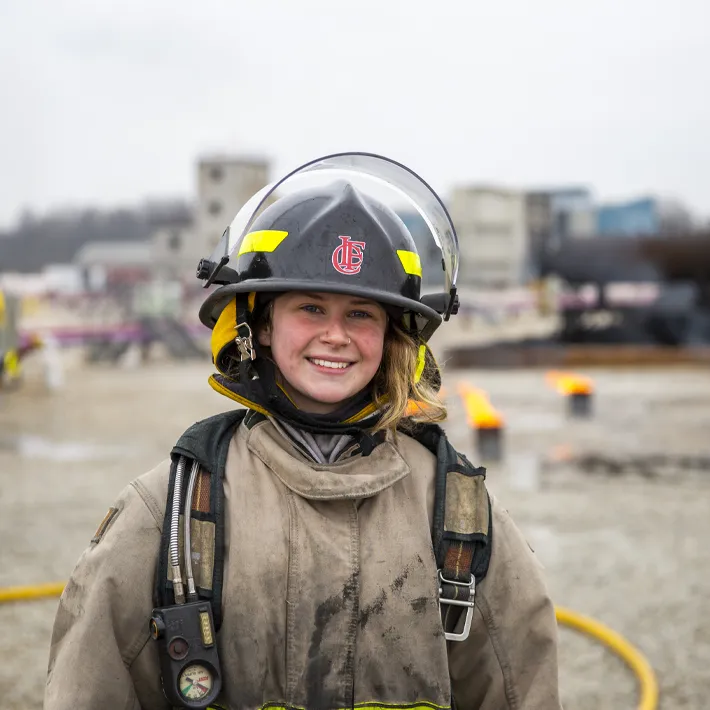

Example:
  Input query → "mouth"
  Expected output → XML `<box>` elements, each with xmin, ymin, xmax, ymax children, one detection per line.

<box><xmin>307</xmin><ymin>357</ymin><xmax>354</xmax><ymax>372</ymax></box>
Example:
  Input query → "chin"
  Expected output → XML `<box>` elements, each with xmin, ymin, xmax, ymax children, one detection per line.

<box><xmin>313</xmin><ymin>392</ymin><xmax>355</xmax><ymax>405</ymax></box>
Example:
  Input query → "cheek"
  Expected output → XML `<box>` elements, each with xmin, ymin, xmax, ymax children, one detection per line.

<box><xmin>356</xmin><ymin>328</ymin><xmax>386</xmax><ymax>370</ymax></box>
<box><xmin>269</xmin><ymin>321</ymin><xmax>313</xmax><ymax>367</ymax></box>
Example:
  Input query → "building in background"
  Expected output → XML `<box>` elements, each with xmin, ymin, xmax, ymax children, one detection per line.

<box><xmin>524</xmin><ymin>192</ymin><xmax>554</xmax><ymax>279</ymax></box>
<box><xmin>448</xmin><ymin>186</ymin><xmax>528</xmax><ymax>288</ymax></box>
<box><xmin>525</xmin><ymin>187</ymin><xmax>595</xmax><ymax>277</ymax></box>
<box><xmin>196</xmin><ymin>155</ymin><xmax>270</xmax><ymax>257</ymax></box>
<box><xmin>551</xmin><ymin>188</ymin><xmax>596</xmax><ymax>243</ymax></box>
<box><xmin>150</xmin><ymin>223</ymin><xmax>197</xmax><ymax>282</ymax></box>
<box><xmin>73</xmin><ymin>242</ymin><xmax>153</xmax><ymax>293</ymax></box>
<box><xmin>596</xmin><ymin>196</ymin><xmax>695</xmax><ymax>237</ymax></box>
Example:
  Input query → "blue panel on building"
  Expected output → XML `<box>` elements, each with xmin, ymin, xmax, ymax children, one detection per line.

<box><xmin>597</xmin><ymin>198</ymin><xmax>659</xmax><ymax>236</ymax></box>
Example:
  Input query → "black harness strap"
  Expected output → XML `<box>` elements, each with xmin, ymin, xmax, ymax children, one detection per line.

<box><xmin>154</xmin><ymin>409</ymin><xmax>248</xmax><ymax>631</ymax></box>
<box><xmin>413</xmin><ymin>423</ymin><xmax>492</xmax><ymax>635</ymax></box>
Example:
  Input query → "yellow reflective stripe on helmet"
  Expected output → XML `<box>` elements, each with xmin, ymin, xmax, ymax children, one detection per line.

<box><xmin>211</xmin><ymin>298</ymin><xmax>238</xmax><ymax>368</ymax></box>
<box><xmin>238</xmin><ymin>230</ymin><xmax>289</xmax><ymax>256</ymax></box>
<box><xmin>397</xmin><ymin>250</ymin><xmax>422</xmax><ymax>277</ymax></box>
<box><xmin>414</xmin><ymin>344</ymin><xmax>427</xmax><ymax>383</ymax></box>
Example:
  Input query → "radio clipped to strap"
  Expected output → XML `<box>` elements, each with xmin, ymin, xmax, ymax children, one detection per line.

<box><xmin>423</xmin><ymin>425</ymin><xmax>492</xmax><ymax>642</ymax></box>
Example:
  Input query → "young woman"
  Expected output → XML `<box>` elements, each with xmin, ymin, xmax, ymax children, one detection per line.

<box><xmin>46</xmin><ymin>155</ymin><xmax>561</xmax><ymax>710</ymax></box>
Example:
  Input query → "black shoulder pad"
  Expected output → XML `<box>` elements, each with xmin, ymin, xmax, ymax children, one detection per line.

<box><xmin>172</xmin><ymin>409</ymin><xmax>248</xmax><ymax>472</ymax></box>
<box><xmin>411</xmin><ymin>425</ymin><xmax>492</xmax><ymax>586</ymax></box>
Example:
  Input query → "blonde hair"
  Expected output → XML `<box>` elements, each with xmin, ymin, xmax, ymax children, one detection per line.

<box><xmin>371</xmin><ymin>320</ymin><xmax>447</xmax><ymax>433</ymax></box>
<box><xmin>253</xmin><ymin>298</ymin><xmax>447</xmax><ymax>431</ymax></box>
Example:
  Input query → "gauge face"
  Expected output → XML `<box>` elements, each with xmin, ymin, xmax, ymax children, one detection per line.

<box><xmin>179</xmin><ymin>663</ymin><xmax>213</xmax><ymax>701</ymax></box>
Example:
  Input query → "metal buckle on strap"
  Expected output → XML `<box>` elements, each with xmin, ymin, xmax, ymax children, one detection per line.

<box><xmin>438</xmin><ymin>569</ymin><xmax>475</xmax><ymax>642</ymax></box>
<box><xmin>234</xmin><ymin>323</ymin><xmax>256</xmax><ymax>361</ymax></box>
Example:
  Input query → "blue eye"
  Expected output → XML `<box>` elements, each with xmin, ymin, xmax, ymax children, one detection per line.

<box><xmin>301</xmin><ymin>304</ymin><xmax>322</xmax><ymax>314</ymax></box>
<box><xmin>350</xmin><ymin>310</ymin><xmax>373</xmax><ymax>319</ymax></box>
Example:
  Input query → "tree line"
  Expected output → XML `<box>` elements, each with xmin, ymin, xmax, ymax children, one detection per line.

<box><xmin>0</xmin><ymin>200</ymin><xmax>192</xmax><ymax>273</ymax></box>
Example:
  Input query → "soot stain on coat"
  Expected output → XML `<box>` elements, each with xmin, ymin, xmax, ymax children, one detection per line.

<box><xmin>359</xmin><ymin>588</ymin><xmax>387</xmax><ymax>629</ymax></box>
<box><xmin>405</xmin><ymin>667</ymin><xmax>445</xmax><ymax>703</ymax></box>
<box><xmin>306</xmin><ymin>574</ymin><xmax>358</xmax><ymax>710</ymax></box>
<box><xmin>411</xmin><ymin>596</ymin><xmax>429</xmax><ymax>613</ymax></box>
<box><xmin>390</xmin><ymin>565</ymin><xmax>411</xmax><ymax>593</ymax></box>
<box><xmin>381</xmin><ymin>625</ymin><xmax>402</xmax><ymax>642</ymax></box>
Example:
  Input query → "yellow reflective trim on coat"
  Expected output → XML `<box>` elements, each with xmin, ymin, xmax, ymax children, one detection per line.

<box><xmin>208</xmin><ymin>375</ymin><xmax>271</xmax><ymax>417</ymax></box>
<box><xmin>397</xmin><ymin>250</ymin><xmax>422</xmax><ymax>277</ymax></box>
<box><xmin>414</xmin><ymin>344</ymin><xmax>427</xmax><ymax>383</ymax></box>
<box><xmin>255</xmin><ymin>703</ymin><xmax>450</xmax><ymax>710</ymax></box>
<box><xmin>238</xmin><ymin>230</ymin><xmax>289</xmax><ymax>256</ymax></box>
<box><xmin>342</xmin><ymin>396</ymin><xmax>388</xmax><ymax>424</ymax></box>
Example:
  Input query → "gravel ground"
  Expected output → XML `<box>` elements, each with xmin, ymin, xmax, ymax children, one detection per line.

<box><xmin>1</xmin><ymin>353</ymin><xmax>709</xmax><ymax>709</ymax></box>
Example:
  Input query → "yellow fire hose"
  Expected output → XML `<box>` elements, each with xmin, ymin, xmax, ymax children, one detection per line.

<box><xmin>0</xmin><ymin>584</ymin><xmax>658</xmax><ymax>709</ymax></box>
<box><xmin>555</xmin><ymin>605</ymin><xmax>659</xmax><ymax>710</ymax></box>
<box><xmin>0</xmin><ymin>581</ymin><xmax>66</xmax><ymax>604</ymax></box>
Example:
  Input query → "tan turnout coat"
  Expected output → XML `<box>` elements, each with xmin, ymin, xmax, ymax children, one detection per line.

<box><xmin>46</xmin><ymin>417</ymin><xmax>562</xmax><ymax>710</ymax></box>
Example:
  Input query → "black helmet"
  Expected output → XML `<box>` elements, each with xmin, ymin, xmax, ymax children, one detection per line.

<box><xmin>197</xmin><ymin>152</ymin><xmax>460</xmax><ymax>342</ymax></box>
<box><xmin>199</xmin><ymin>180</ymin><xmax>439</xmax><ymax>331</ymax></box>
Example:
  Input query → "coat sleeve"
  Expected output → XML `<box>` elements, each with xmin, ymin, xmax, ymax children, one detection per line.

<box><xmin>448</xmin><ymin>496</ymin><xmax>562</xmax><ymax>710</ymax></box>
<box><xmin>45</xmin><ymin>464</ymin><xmax>171</xmax><ymax>710</ymax></box>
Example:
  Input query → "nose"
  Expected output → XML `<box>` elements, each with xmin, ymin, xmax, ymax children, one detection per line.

<box><xmin>320</xmin><ymin>315</ymin><xmax>350</xmax><ymax>347</ymax></box>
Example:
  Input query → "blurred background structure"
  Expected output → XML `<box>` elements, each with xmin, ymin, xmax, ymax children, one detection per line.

<box><xmin>1</xmin><ymin>0</ymin><xmax>710</xmax><ymax>708</ymax></box>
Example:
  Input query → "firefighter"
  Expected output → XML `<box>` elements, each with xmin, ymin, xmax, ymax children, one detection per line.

<box><xmin>46</xmin><ymin>154</ymin><xmax>561</xmax><ymax>710</ymax></box>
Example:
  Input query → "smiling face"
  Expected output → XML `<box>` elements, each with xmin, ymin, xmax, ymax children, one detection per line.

<box><xmin>257</xmin><ymin>291</ymin><xmax>388</xmax><ymax>414</ymax></box>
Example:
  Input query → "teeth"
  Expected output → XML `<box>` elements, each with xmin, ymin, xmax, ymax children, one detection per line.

<box><xmin>310</xmin><ymin>358</ymin><xmax>350</xmax><ymax>369</ymax></box>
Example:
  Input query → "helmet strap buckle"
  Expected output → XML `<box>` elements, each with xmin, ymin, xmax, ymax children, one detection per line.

<box><xmin>234</xmin><ymin>322</ymin><xmax>256</xmax><ymax>362</ymax></box>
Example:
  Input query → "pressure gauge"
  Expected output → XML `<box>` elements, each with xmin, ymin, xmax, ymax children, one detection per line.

<box><xmin>179</xmin><ymin>663</ymin><xmax>214</xmax><ymax>702</ymax></box>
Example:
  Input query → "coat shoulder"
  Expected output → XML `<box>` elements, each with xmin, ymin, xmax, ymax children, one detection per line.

<box><xmin>394</xmin><ymin>431</ymin><xmax>438</xmax><ymax>472</ymax></box>
<box><xmin>129</xmin><ymin>458</ymin><xmax>172</xmax><ymax>528</ymax></box>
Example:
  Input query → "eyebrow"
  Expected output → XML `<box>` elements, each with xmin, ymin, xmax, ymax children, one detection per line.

<box><xmin>300</xmin><ymin>292</ymin><xmax>379</xmax><ymax>307</ymax></box>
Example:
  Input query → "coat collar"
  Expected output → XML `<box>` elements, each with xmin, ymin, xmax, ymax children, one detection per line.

<box><xmin>243</xmin><ymin>418</ymin><xmax>411</xmax><ymax>500</ymax></box>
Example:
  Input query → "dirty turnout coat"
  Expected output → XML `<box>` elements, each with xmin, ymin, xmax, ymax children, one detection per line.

<box><xmin>46</xmin><ymin>416</ymin><xmax>562</xmax><ymax>709</ymax></box>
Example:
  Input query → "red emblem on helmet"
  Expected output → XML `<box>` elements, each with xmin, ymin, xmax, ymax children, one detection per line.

<box><xmin>332</xmin><ymin>236</ymin><xmax>366</xmax><ymax>275</ymax></box>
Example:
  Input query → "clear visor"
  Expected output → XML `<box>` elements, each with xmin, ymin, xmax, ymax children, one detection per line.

<box><xmin>206</xmin><ymin>152</ymin><xmax>459</xmax><ymax>293</ymax></box>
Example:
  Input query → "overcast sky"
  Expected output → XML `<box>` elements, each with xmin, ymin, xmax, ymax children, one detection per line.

<box><xmin>1</xmin><ymin>0</ymin><xmax>709</xmax><ymax>228</ymax></box>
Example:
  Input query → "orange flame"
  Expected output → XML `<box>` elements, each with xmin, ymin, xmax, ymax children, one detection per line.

<box><xmin>546</xmin><ymin>370</ymin><xmax>594</xmax><ymax>396</ymax></box>
<box><xmin>457</xmin><ymin>383</ymin><xmax>504</xmax><ymax>429</ymax></box>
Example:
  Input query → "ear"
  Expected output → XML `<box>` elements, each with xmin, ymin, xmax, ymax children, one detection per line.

<box><xmin>257</xmin><ymin>322</ymin><xmax>272</xmax><ymax>347</ymax></box>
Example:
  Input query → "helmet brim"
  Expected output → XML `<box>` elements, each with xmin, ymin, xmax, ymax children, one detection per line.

<box><xmin>199</xmin><ymin>280</ymin><xmax>443</xmax><ymax>331</ymax></box>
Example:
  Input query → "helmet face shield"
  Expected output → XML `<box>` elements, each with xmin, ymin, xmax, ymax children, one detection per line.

<box><xmin>204</xmin><ymin>152</ymin><xmax>459</xmax><ymax>297</ymax></box>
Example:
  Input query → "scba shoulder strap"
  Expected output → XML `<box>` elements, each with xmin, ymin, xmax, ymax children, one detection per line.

<box><xmin>154</xmin><ymin>408</ymin><xmax>250</xmax><ymax>628</ymax></box>
<box><xmin>412</xmin><ymin>423</ymin><xmax>492</xmax><ymax>640</ymax></box>
<box><xmin>155</xmin><ymin>414</ymin><xmax>492</xmax><ymax>641</ymax></box>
